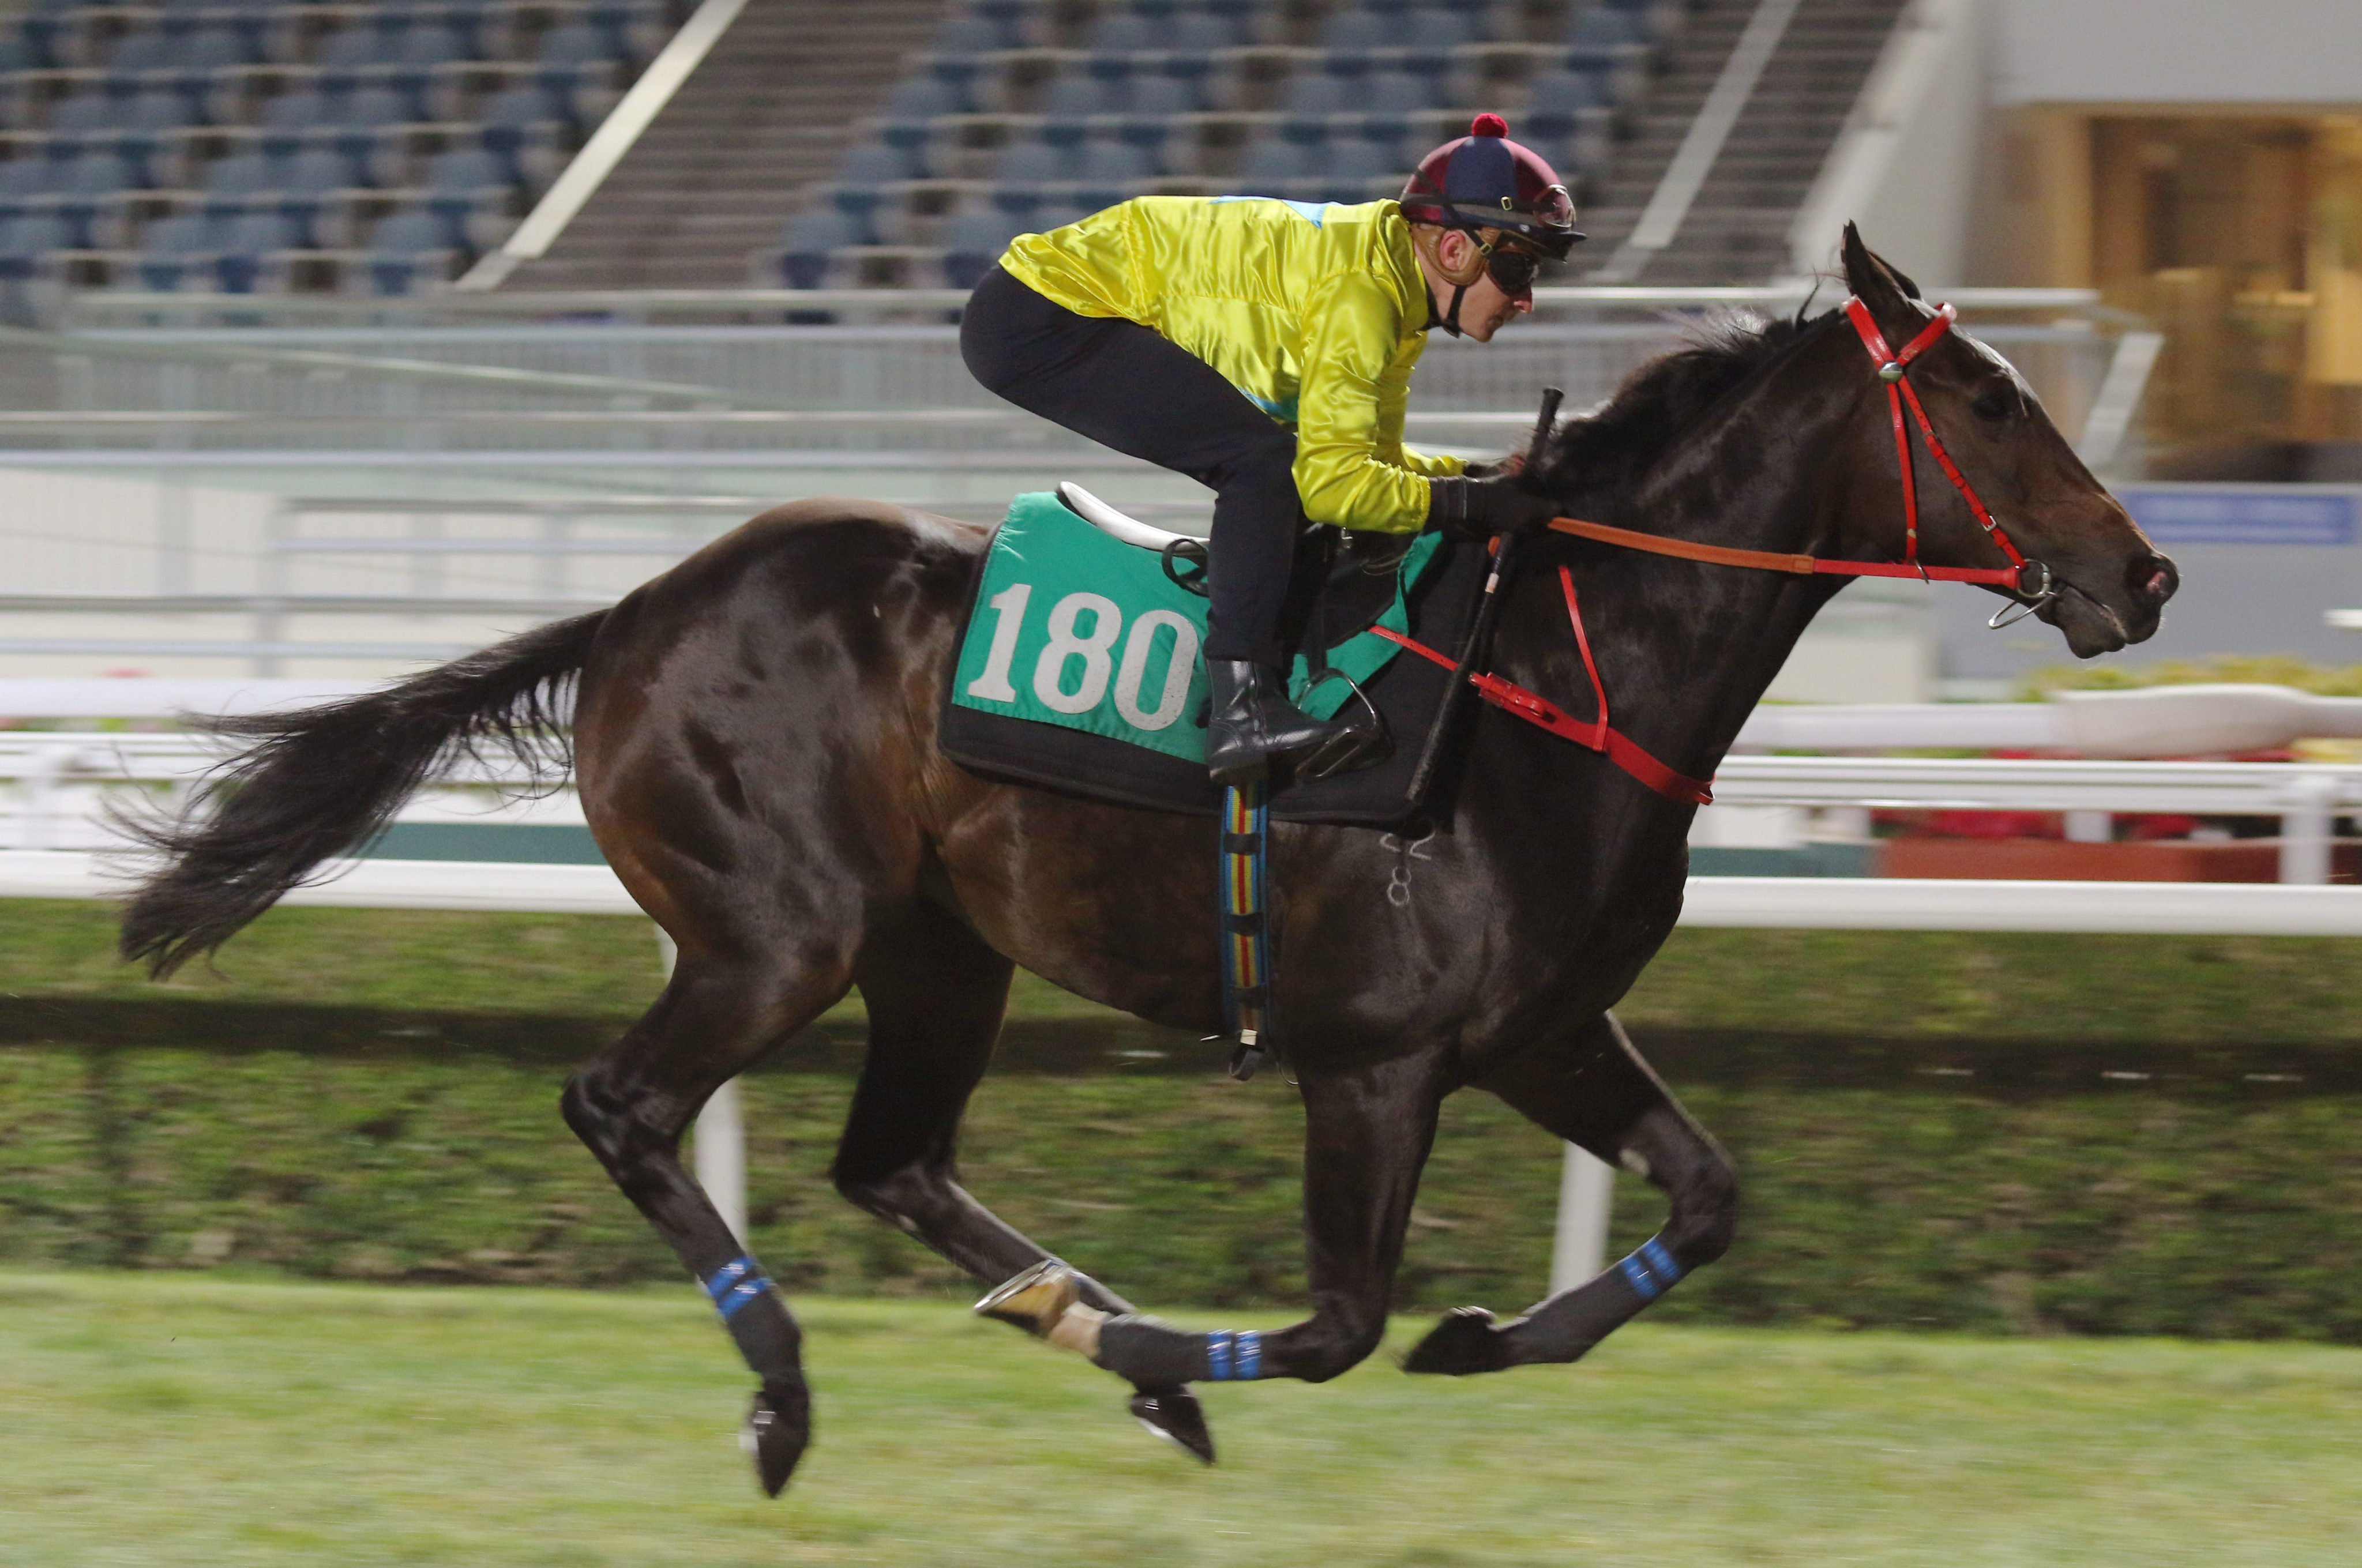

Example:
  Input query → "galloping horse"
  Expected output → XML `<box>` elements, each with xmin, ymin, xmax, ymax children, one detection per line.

<box><xmin>121</xmin><ymin>231</ymin><xmax>2175</xmax><ymax>1494</ymax></box>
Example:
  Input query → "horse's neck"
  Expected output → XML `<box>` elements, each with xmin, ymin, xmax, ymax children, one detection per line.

<box><xmin>1505</xmin><ymin>336</ymin><xmax>1861</xmax><ymax>788</ymax></box>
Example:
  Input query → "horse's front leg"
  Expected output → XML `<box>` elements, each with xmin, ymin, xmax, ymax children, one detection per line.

<box><xmin>982</xmin><ymin>1049</ymin><xmax>1446</xmax><ymax>1393</ymax></box>
<box><xmin>1403</xmin><ymin>1011</ymin><xmax>1737</xmax><ymax>1374</ymax></box>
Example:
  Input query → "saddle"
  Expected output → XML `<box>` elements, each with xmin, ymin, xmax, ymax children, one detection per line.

<box><xmin>938</xmin><ymin>484</ymin><xmax>1490</xmax><ymax>827</ymax></box>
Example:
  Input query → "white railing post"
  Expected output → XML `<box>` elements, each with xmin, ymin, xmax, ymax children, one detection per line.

<box><xmin>1549</xmin><ymin>1143</ymin><xmax>1616</xmax><ymax>1296</ymax></box>
<box><xmin>656</xmin><ymin>927</ymin><xmax>749</xmax><ymax>1246</ymax></box>
<box><xmin>2280</xmin><ymin>774</ymin><xmax>2339</xmax><ymax>886</ymax></box>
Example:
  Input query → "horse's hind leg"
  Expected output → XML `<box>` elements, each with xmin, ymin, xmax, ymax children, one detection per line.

<box><xmin>561</xmin><ymin>947</ymin><xmax>851</xmax><ymax>1495</ymax></box>
<box><xmin>1403</xmin><ymin>1011</ymin><xmax>1737</xmax><ymax>1375</ymax></box>
<box><xmin>828</xmin><ymin>899</ymin><xmax>1217</xmax><ymax>1460</ymax></box>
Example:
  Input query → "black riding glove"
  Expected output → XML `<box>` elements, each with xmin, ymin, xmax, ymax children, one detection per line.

<box><xmin>1426</xmin><ymin>473</ymin><xmax>1562</xmax><ymax>540</ymax></box>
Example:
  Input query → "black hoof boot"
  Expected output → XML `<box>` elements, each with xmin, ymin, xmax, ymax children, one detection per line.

<box><xmin>741</xmin><ymin>1381</ymin><xmax>812</xmax><ymax>1497</ymax></box>
<box><xmin>1205</xmin><ymin>659</ymin><xmax>1385</xmax><ymax>785</ymax></box>
<box><xmin>1129</xmin><ymin>1383</ymin><xmax>1215</xmax><ymax>1464</ymax></box>
<box><xmin>1401</xmin><ymin>1307</ymin><xmax>1512</xmax><ymax>1376</ymax></box>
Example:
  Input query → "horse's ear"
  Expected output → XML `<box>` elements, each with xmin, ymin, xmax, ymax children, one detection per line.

<box><xmin>1839</xmin><ymin>222</ymin><xmax>1923</xmax><ymax>306</ymax></box>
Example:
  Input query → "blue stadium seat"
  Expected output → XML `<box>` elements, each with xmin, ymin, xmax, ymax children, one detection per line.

<box><xmin>838</xmin><ymin>140</ymin><xmax>921</xmax><ymax>185</ymax></box>
<box><xmin>0</xmin><ymin>152</ymin><xmax>69</xmax><ymax>203</ymax></box>
<box><xmin>476</xmin><ymin>83</ymin><xmax>568</xmax><ymax>171</ymax></box>
<box><xmin>1279</xmin><ymin>72</ymin><xmax>1354</xmax><ymax>116</ymax></box>
<box><xmin>1321</xmin><ymin>136</ymin><xmax>1396</xmax><ymax>180</ymax></box>
<box><xmin>534</xmin><ymin>21</ymin><xmax>612</xmax><ymax>72</ymax></box>
<box><xmin>1115</xmin><ymin>74</ymin><xmax>1197</xmax><ymax>116</ymax></box>
<box><xmin>881</xmin><ymin>74</ymin><xmax>965</xmax><ymax>120</ymax></box>
<box><xmin>213</xmin><ymin>205</ymin><xmax>297</xmax><ymax>289</ymax></box>
<box><xmin>200</xmin><ymin>149</ymin><xmax>277</xmax><ymax>197</ymax></box>
<box><xmin>1239</xmin><ymin>136</ymin><xmax>1316</xmax><ymax>184</ymax></box>
<box><xmin>47</xmin><ymin>91</ymin><xmax>127</xmax><ymax>136</ymax></box>
<box><xmin>1074</xmin><ymin>139</ymin><xmax>1152</xmax><ymax>181</ymax></box>
<box><xmin>1568</xmin><ymin>6</ymin><xmax>1640</xmax><ymax>48</ymax></box>
<box><xmin>1396</xmin><ymin>8</ymin><xmax>1477</xmax><ymax>50</ymax></box>
<box><xmin>1089</xmin><ymin>13</ymin><xmax>1162</xmax><ymax>51</ymax></box>
<box><xmin>416</xmin><ymin>146</ymin><xmax>512</xmax><ymax>246</ymax></box>
<box><xmin>777</xmin><ymin>206</ymin><xmax>863</xmax><ymax>288</ymax></box>
<box><xmin>933</xmin><ymin>13</ymin><xmax>1020</xmax><ymax>53</ymax></box>
<box><xmin>29</xmin><ymin>149</ymin><xmax>140</xmax><ymax>245</ymax></box>
<box><xmin>129</xmin><ymin>208</ymin><xmax>221</xmax><ymax>289</ymax></box>
<box><xmin>1041</xmin><ymin>74</ymin><xmax>1111</xmax><ymax>118</ymax></box>
<box><xmin>994</xmin><ymin>139</ymin><xmax>1065</xmax><ymax>184</ymax></box>
<box><xmin>1317</xmin><ymin>10</ymin><xmax>1393</xmax><ymax>51</ymax></box>
<box><xmin>1527</xmin><ymin>67</ymin><xmax>1606</xmax><ymax>115</ymax></box>
<box><xmin>0</xmin><ymin>210</ymin><xmax>69</xmax><ymax>278</ymax></box>
<box><xmin>349</xmin><ymin>204</ymin><xmax>459</xmax><ymax>294</ymax></box>
<box><xmin>1363</xmin><ymin>70</ymin><xmax>1436</xmax><ymax>110</ymax></box>
<box><xmin>938</xmin><ymin>206</ymin><xmax>1018</xmax><ymax>292</ymax></box>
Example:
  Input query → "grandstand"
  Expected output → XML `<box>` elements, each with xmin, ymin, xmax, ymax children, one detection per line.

<box><xmin>739</xmin><ymin>0</ymin><xmax>1906</xmax><ymax>292</ymax></box>
<box><xmin>0</xmin><ymin>0</ymin><xmax>1916</xmax><ymax>294</ymax></box>
<box><xmin>0</xmin><ymin>0</ymin><xmax>684</xmax><ymax>293</ymax></box>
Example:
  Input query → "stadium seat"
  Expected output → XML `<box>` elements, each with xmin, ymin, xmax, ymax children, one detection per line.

<box><xmin>881</xmin><ymin>74</ymin><xmax>966</xmax><ymax>121</ymax></box>
<box><xmin>416</xmin><ymin>144</ymin><xmax>515</xmax><ymax>246</ymax></box>
<box><xmin>1364</xmin><ymin>70</ymin><xmax>1438</xmax><ymax>110</ymax></box>
<box><xmin>777</xmin><ymin>206</ymin><xmax>864</xmax><ymax>288</ymax></box>
<box><xmin>213</xmin><ymin>206</ymin><xmax>298</xmax><ymax>290</ymax></box>
<box><xmin>348</xmin><ymin>202</ymin><xmax>459</xmax><ymax>294</ymax></box>
<box><xmin>1279</xmin><ymin>73</ymin><xmax>1355</xmax><ymax>116</ymax></box>
<box><xmin>1317</xmin><ymin>10</ymin><xmax>1394</xmax><ymax>51</ymax></box>
<box><xmin>128</xmin><ymin>209</ymin><xmax>223</xmax><ymax>290</ymax></box>
<box><xmin>28</xmin><ymin>149</ymin><xmax>141</xmax><ymax>245</ymax></box>
<box><xmin>0</xmin><ymin>209</ymin><xmax>68</xmax><ymax>279</ymax></box>
<box><xmin>837</xmin><ymin>140</ymin><xmax>922</xmax><ymax>186</ymax></box>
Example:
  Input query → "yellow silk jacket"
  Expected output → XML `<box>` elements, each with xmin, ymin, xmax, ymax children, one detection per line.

<box><xmin>998</xmin><ymin>195</ymin><xmax>1462</xmax><ymax>533</ymax></box>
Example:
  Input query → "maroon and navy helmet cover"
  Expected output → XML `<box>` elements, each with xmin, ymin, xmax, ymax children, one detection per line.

<box><xmin>1400</xmin><ymin>114</ymin><xmax>1581</xmax><ymax>256</ymax></box>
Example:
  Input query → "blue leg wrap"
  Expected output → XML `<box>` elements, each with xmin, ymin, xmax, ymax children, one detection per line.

<box><xmin>1616</xmin><ymin>1236</ymin><xmax>1686</xmax><ymax>1303</ymax></box>
<box><xmin>701</xmin><ymin>1255</ymin><xmax>773</xmax><ymax>1321</ymax></box>
<box><xmin>1203</xmin><ymin>1329</ymin><xmax>1264</xmax><ymax>1381</ymax></box>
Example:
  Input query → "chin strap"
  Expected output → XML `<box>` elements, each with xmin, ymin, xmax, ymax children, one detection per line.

<box><xmin>1424</xmin><ymin>282</ymin><xmax>1469</xmax><ymax>339</ymax></box>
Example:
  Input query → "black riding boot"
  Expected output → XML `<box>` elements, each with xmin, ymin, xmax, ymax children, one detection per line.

<box><xmin>1205</xmin><ymin>660</ymin><xmax>1376</xmax><ymax>785</ymax></box>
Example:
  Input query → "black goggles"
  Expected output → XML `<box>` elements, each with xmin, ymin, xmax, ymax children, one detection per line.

<box><xmin>1482</xmin><ymin>241</ymin><xmax>1547</xmax><ymax>295</ymax></box>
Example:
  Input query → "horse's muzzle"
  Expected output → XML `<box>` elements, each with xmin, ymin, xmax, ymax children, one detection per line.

<box><xmin>2130</xmin><ymin>551</ymin><xmax>2180</xmax><ymax>615</ymax></box>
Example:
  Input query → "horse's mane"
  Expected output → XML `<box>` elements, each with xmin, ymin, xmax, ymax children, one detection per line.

<box><xmin>1538</xmin><ymin>305</ymin><xmax>1838</xmax><ymax>499</ymax></box>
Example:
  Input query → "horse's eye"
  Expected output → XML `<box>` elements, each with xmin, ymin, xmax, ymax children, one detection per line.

<box><xmin>1972</xmin><ymin>383</ymin><xmax>2022</xmax><ymax>424</ymax></box>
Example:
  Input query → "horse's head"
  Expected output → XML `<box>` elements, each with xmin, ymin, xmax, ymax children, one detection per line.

<box><xmin>1834</xmin><ymin>224</ymin><xmax>2177</xmax><ymax>657</ymax></box>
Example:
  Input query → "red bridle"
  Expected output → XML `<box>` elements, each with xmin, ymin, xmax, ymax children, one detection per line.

<box><xmin>1377</xmin><ymin>296</ymin><xmax>2060</xmax><ymax>806</ymax></box>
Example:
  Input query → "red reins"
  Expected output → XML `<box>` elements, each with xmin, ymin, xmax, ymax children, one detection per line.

<box><xmin>1383</xmin><ymin>295</ymin><xmax>2053</xmax><ymax>807</ymax></box>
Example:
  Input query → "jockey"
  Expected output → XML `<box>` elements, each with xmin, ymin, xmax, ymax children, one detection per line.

<box><xmin>960</xmin><ymin>113</ymin><xmax>1580</xmax><ymax>785</ymax></box>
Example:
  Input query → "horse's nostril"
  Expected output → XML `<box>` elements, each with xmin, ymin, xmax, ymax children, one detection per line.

<box><xmin>2132</xmin><ymin>555</ymin><xmax>2179</xmax><ymax>607</ymax></box>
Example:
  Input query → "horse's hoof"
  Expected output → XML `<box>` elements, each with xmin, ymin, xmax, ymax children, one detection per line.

<box><xmin>1401</xmin><ymin>1306</ymin><xmax>1511</xmax><ymax>1376</ymax></box>
<box><xmin>1129</xmin><ymin>1384</ymin><xmax>1215</xmax><ymax>1464</ymax></box>
<box><xmin>974</xmin><ymin>1258</ymin><xmax>1084</xmax><ymax>1338</ymax></box>
<box><xmin>740</xmin><ymin>1381</ymin><xmax>811</xmax><ymax>1497</ymax></box>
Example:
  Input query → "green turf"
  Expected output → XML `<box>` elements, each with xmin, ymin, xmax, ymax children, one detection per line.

<box><xmin>2</xmin><ymin>1272</ymin><xmax>2358</xmax><ymax>1567</ymax></box>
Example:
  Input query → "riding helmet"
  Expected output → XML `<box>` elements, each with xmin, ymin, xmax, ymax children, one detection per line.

<box><xmin>1399</xmin><ymin>114</ymin><xmax>1583</xmax><ymax>258</ymax></box>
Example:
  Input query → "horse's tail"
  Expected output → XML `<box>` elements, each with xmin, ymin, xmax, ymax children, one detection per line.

<box><xmin>118</xmin><ymin>608</ymin><xmax>611</xmax><ymax>977</ymax></box>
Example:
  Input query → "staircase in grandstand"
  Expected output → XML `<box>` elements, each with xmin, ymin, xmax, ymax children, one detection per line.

<box><xmin>500</xmin><ymin>0</ymin><xmax>951</xmax><ymax>289</ymax></box>
<box><xmin>1574</xmin><ymin>0</ymin><xmax>1906</xmax><ymax>284</ymax></box>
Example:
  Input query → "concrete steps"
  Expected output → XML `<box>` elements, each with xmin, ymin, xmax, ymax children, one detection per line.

<box><xmin>1576</xmin><ymin>0</ymin><xmax>1906</xmax><ymax>284</ymax></box>
<box><xmin>504</xmin><ymin>0</ymin><xmax>952</xmax><ymax>290</ymax></box>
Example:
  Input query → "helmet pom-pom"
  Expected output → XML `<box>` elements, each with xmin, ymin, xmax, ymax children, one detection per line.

<box><xmin>1469</xmin><ymin>112</ymin><xmax>1508</xmax><ymax>138</ymax></box>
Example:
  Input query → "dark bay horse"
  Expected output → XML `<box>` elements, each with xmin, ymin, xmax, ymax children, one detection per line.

<box><xmin>120</xmin><ymin>231</ymin><xmax>2175</xmax><ymax>1494</ymax></box>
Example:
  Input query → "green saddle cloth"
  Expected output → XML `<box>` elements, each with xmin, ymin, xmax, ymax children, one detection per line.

<box><xmin>949</xmin><ymin>491</ymin><xmax>1444</xmax><ymax>764</ymax></box>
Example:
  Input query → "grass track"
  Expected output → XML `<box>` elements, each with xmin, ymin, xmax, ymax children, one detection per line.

<box><xmin>3</xmin><ymin>1272</ymin><xmax>2360</xmax><ymax>1566</ymax></box>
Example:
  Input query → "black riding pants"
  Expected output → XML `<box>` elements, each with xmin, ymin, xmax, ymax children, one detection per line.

<box><xmin>960</xmin><ymin>265</ymin><xmax>1300</xmax><ymax>666</ymax></box>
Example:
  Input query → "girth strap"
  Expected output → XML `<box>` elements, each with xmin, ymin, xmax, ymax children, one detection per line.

<box><xmin>1216</xmin><ymin>781</ymin><xmax>1274</xmax><ymax>1080</ymax></box>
